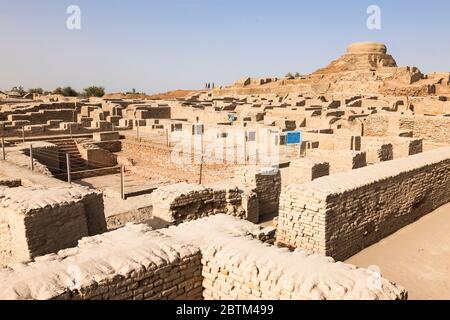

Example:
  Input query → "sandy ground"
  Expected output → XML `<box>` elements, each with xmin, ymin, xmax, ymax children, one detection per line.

<box><xmin>347</xmin><ymin>203</ymin><xmax>450</xmax><ymax>300</ymax></box>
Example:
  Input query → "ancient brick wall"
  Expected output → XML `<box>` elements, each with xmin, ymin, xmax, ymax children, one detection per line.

<box><xmin>277</xmin><ymin>147</ymin><xmax>450</xmax><ymax>261</ymax></box>
<box><xmin>200</xmin><ymin>236</ymin><xmax>404</xmax><ymax>300</ymax></box>
<box><xmin>360</xmin><ymin>137</ymin><xmax>394</xmax><ymax>164</ymax></box>
<box><xmin>286</xmin><ymin>159</ymin><xmax>329</xmax><ymax>185</ymax></box>
<box><xmin>399</xmin><ymin>115</ymin><xmax>450</xmax><ymax>144</ymax></box>
<box><xmin>306</xmin><ymin>149</ymin><xmax>367</xmax><ymax>174</ymax></box>
<box><xmin>0</xmin><ymin>185</ymin><xmax>106</xmax><ymax>266</ymax></box>
<box><xmin>0</xmin><ymin>215</ymin><xmax>407</xmax><ymax>300</ymax></box>
<box><xmin>234</xmin><ymin>167</ymin><xmax>282</xmax><ymax>215</ymax></box>
<box><xmin>384</xmin><ymin>137</ymin><xmax>423</xmax><ymax>159</ymax></box>
<box><xmin>365</xmin><ymin>114</ymin><xmax>450</xmax><ymax>144</ymax></box>
<box><xmin>0</xmin><ymin>225</ymin><xmax>203</xmax><ymax>300</ymax></box>
<box><xmin>151</xmin><ymin>183</ymin><xmax>245</xmax><ymax>224</ymax></box>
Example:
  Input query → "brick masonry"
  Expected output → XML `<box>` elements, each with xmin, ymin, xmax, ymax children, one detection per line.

<box><xmin>0</xmin><ymin>215</ymin><xmax>407</xmax><ymax>300</ymax></box>
<box><xmin>277</xmin><ymin>147</ymin><xmax>450</xmax><ymax>261</ymax></box>
<box><xmin>151</xmin><ymin>182</ymin><xmax>246</xmax><ymax>224</ymax></box>
<box><xmin>0</xmin><ymin>185</ymin><xmax>106</xmax><ymax>266</ymax></box>
<box><xmin>234</xmin><ymin>167</ymin><xmax>282</xmax><ymax>216</ymax></box>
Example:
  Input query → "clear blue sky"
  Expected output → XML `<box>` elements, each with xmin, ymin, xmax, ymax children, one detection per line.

<box><xmin>1</xmin><ymin>0</ymin><xmax>449</xmax><ymax>94</ymax></box>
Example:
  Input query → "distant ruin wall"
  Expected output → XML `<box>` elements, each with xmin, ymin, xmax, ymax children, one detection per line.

<box><xmin>277</xmin><ymin>147</ymin><xmax>450</xmax><ymax>261</ymax></box>
<box><xmin>306</xmin><ymin>149</ymin><xmax>367</xmax><ymax>174</ymax></box>
<box><xmin>399</xmin><ymin>115</ymin><xmax>450</xmax><ymax>144</ymax></box>
<box><xmin>365</xmin><ymin>114</ymin><xmax>450</xmax><ymax>144</ymax></box>
<box><xmin>0</xmin><ymin>216</ymin><xmax>407</xmax><ymax>300</ymax></box>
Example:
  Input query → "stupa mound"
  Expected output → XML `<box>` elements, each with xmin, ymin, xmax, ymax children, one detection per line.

<box><xmin>346</xmin><ymin>42</ymin><xmax>388</xmax><ymax>54</ymax></box>
<box><xmin>314</xmin><ymin>41</ymin><xmax>397</xmax><ymax>74</ymax></box>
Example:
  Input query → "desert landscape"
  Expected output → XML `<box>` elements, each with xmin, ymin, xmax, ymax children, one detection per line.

<box><xmin>0</xmin><ymin>37</ymin><xmax>449</xmax><ymax>301</ymax></box>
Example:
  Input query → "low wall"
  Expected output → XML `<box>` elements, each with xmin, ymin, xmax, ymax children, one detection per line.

<box><xmin>360</xmin><ymin>137</ymin><xmax>393</xmax><ymax>164</ymax></box>
<box><xmin>365</xmin><ymin>114</ymin><xmax>450</xmax><ymax>144</ymax></box>
<box><xmin>399</xmin><ymin>115</ymin><xmax>450</xmax><ymax>144</ymax></box>
<box><xmin>306</xmin><ymin>149</ymin><xmax>367</xmax><ymax>174</ymax></box>
<box><xmin>277</xmin><ymin>147</ymin><xmax>450</xmax><ymax>261</ymax></box>
<box><xmin>0</xmin><ymin>215</ymin><xmax>407</xmax><ymax>300</ymax></box>
<box><xmin>234</xmin><ymin>167</ymin><xmax>282</xmax><ymax>216</ymax></box>
<box><xmin>0</xmin><ymin>225</ymin><xmax>203</xmax><ymax>300</ymax></box>
<box><xmin>151</xmin><ymin>182</ymin><xmax>246</xmax><ymax>224</ymax></box>
<box><xmin>286</xmin><ymin>159</ymin><xmax>329</xmax><ymax>185</ymax></box>
<box><xmin>384</xmin><ymin>137</ymin><xmax>423</xmax><ymax>159</ymax></box>
<box><xmin>0</xmin><ymin>185</ymin><xmax>106</xmax><ymax>266</ymax></box>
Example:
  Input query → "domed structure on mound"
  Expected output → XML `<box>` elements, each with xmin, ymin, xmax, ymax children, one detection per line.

<box><xmin>346</xmin><ymin>42</ymin><xmax>388</xmax><ymax>54</ymax></box>
<box><xmin>314</xmin><ymin>42</ymin><xmax>397</xmax><ymax>74</ymax></box>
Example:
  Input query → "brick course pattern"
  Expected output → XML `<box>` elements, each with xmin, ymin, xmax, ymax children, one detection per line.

<box><xmin>151</xmin><ymin>182</ymin><xmax>245</xmax><ymax>224</ymax></box>
<box><xmin>0</xmin><ymin>215</ymin><xmax>407</xmax><ymax>300</ymax></box>
<box><xmin>234</xmin><ymin>167</ymin><xmax>282</xmax><ymax>215</ymax></box>
<box><xmin>277</xmin><ymin>147</ymin><xmax>450</xmax><ymax>261</ymax></box>
<box><xmin>0</xmin><ymin>185</ymin><xmax>106</xmax><ymax>266</ymax></box>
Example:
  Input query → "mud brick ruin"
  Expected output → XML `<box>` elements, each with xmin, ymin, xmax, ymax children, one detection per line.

<box><xmin>0</xmin><ymin>42</ymin><xmax>449</xmax><ymax>300</ymax></box>
<box><xmin>277</xmin><ymin>147</ymin><xmax>450</xmax><ymax>261</ymax></box>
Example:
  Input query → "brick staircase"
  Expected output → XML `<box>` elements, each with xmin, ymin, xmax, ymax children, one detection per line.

<box><xmin>46</xmin><ymin>138</ymin><xmax>121</xmax><ymax>180</ymax></box>
<box><xmin>47</xmin><ymin>139</ymin><xmax>88</xmax><ymax>172</ymax></box>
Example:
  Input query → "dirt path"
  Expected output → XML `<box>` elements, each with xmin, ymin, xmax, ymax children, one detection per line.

<box><xmin>346</xmin><ymin>203</ymin><xmax>450</xmax><ymax>300</ymax></box>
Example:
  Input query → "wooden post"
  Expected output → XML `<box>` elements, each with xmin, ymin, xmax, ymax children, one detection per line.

<box><xmin>166</xmin><ymin>129</ymin><xmax>169</xmax><ymax>147</ymax></box>
<box><xmin>29</xmin><ymin>144</ymin><xmax>34</xmax><ymax>171</ymax></box>
<box><xmin>66</xmin><ymin>153</ymin><xmax>71</xmax><ymax>184</ymax></box>
<box><xmin>198</xmin><ymin>133</ymin><xmax>204</xmax><ymax>184</ymax></box>
<box><xmin>120</xmin><ymin>165</ymin><xmax>126</xmax><ymax>200</ymax></box>
<box><xmin>244</xmin><ymin>132</ymin><xmax>248</xmax><ymax>164</ymax></box>
<box><xmin>1</xmin><ymin>137</ymin><xmax>5</xmax><ymax>160</ymax></box>
<box><xmin>22</xmin><ymin>126</ymin><xmax>25</xmax><ymax>143</ymax></box>
<box><xmin>198</xmin><ymin>155</ymin><xmax>204</xmax><ymax>185</ymax></box>
<box><xmin>136</xmin><ymin>121</ymin><xmax>140</xmax><ymax>141</ymax></box>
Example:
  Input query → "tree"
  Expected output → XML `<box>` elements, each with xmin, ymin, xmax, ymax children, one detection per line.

<box><xmin>295</xmin><ymin>72</ymin><xmax>301</xmax><ymax>78</ymax></box>
<box><xmin>11</xmin><ymin>86</ymin><xmax>26</xmax><ymax>95</ymax></box>
<box><xmin>132</xmin><ymin>88</ymin><xmax>136</xmax><ymax>94</ymax></box>
<box><xmin>28</xmin><ymin>88</ymin><xmax>44</xmax><ymax>95</ymax></box>
<box><xmin>285</xmin><ymin>72</ymin><xmax>294</xmax><ymax>78</ymax></box>
<box><xmin>83</xmin><ymin>86</ymin><xmax>105</xmax><ymax>98</ymax></box>
<box><xmin>53</xmin><ymin>86</ymin><xmax>79</xmax><ymax>97</ymax></box>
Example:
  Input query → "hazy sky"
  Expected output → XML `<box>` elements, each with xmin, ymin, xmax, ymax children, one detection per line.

<box><xmin>1</xmin><ymin>0</ymin><xmax>449</xmax><ymax>94</ymax></box>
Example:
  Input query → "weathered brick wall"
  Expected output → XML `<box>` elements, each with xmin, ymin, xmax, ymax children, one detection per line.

<box><xmin>286</xmin><ymin>159</ymin><xmax>330</xmax><ymax>185</ymax></box>
<box><xmin>234</xmin><ymin>167</ymin><xmax>282</xmax><ymax>215</ymax></box>
<box><xmin>151</xmin><ymin>182</ymin><xmax>245</xmax><ymax>224</ymax></box>
<box><xmin>399</xmin><ymin>115</ymin><xmax>450</xmax><ymax>144</ymax></box>
<box><xmin>0</xmin><ymin>224</ymin><xmax>203</xmax><ymax>300</ymax></box>
<box><xmin>0</xmin><ymin>102</ymin><xmax>76</xmax><ymax>121</ymax></box>
<box><xmin>0</xmin><ymin>215</ymin><xmax>407</xmax><ymax>300</ymax></box>
<box><xmin>0</xmin><ymin>185</ymin><xmax>106</xmax><ymax>266</ymax></box>
<box><xmin>363</xmin><ymin>114</ymin><xmax>391</xmax><ymax>136</ymax></box>
<box><xmin>360</xmin><ymin>137</ymin><xmax>394</xmax><ymax>164</ymax></box>
<box><xmin>365</xmin><ymin>114</ymin><xmax>450</xmax><ymax>144</ymax></box>
<box><xmin>8</xmin><ymin>109</ymin><xmax>74</xmax><ymax>124</ymax></box>
<box><xmin>384</xmin><ymin>137</ymin><xmax>423</xmax><ymax>159</ymax></box>
<box><xmin>200</xmin><ymin>237</ymin><xmax>405</xmax><ymax>300</ymax></box>
<box><xmin>306</xmin><ymin>149</ymin><xmax>367</xmax><ymax>174</ymax></box>
<box><xmin>160</xmin><ymin>215</ymin><xmax>407</xmax><ymax>300</ymax></box>
<box><xmin>277</xmin><ymin>147</ymin><xmax>450</xmax><ymax>261</ymax></box>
